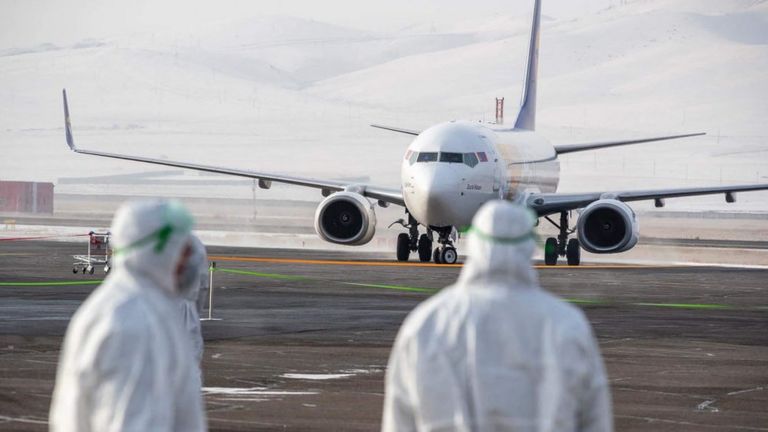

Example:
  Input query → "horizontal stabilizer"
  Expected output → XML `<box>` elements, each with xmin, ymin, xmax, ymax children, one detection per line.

<box><xmin>554</xmin><ymin>132</ymin><xmax>705</xmax><ymax>155</ymax></box>
<box><xmin>370</xmin><ymin>124</ymin><xmax>420</xmax><ymax>136</ymax></box>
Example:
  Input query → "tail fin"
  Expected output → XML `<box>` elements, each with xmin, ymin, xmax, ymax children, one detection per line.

<box><xmin>513</xmin><ymin>0</ymin><xmax>541</xmax><ymax>131</ymax></box>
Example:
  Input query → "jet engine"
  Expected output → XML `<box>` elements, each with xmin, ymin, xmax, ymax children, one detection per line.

<box><xmin>314</xmin><ymin>192</ymin><xmax>376</xmax><ymax>245</ymax></box>
<box><xmin>577</xmin><ymin>199</ymin><xmax>639</xmax><ymax>253</ymax></box>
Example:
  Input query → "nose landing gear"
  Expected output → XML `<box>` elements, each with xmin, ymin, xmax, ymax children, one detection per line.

<box><xmin>432</xmin><ymin>226</ymin><xmax>458</xmax><ymax>265</ymax></box>
<box><xmin>543</xmin><ymin>211</ymin><xmax>581</xmax><ymax>266</ymax></box>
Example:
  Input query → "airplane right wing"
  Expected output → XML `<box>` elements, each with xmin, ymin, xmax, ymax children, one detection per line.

<box><xmin>527</xmin><ymin>184</ymin><xmax>768</xmax><ymax>217</ymax></box>
<box><xmin>62</xmin><ymin>90</ymin><xmax>405</xmax><ymax>207</ymax></box>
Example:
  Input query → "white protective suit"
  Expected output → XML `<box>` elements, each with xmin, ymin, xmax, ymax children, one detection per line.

<box><xmin>382</xmin><ymin>201</ymin><xmax>612</xmax><ymax>432</ymax></box>
<box><xmin>177</xmin><ymin>234</ymin><xmax>209</xmax><ymax>366</ymax></box>
<box><xmin>50</xmin><ymin>200</ymin><xmax>207</xmax><ymax>432</ymax></box>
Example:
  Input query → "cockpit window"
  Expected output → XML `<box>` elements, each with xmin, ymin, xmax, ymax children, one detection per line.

<box><xmin>412</xmin><ymin>151</ymin><xmax>482</xmax><ymax>167</ymax></box>
<box><xmin>463</xmin><ymin>152</ymin><xmax>479</xmax><ymax>168</ymax></box>
<box><xmin>439</xmin><ymin>152</ymin><xmax>463</xmax><ymax>163</ymax></box>
<box><xmin>417</xmin><ymin>152</ymin><xmax>438</xmax><ymax>162</ymax></box>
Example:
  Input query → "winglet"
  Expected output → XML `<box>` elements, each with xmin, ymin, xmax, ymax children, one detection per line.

<box><xmin>513</xmin><ymin>0</ymin><xmax>541</xmax><ymax>131</ymax></box>
<box><xmin>62</xmin><ymin>89</ymin><xmax>76</xmax><ymax>151</ymax></box>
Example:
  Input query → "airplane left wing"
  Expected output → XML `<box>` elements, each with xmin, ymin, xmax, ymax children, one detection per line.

<box><xmin>63</xmin><ymin>90</ymin><xmax>404</xmax><ymax>207</ymax></box>
<box><xmin>527</xmin><ymin>184</ymin><xmax>768</xmax><ymax>216</ymax></box>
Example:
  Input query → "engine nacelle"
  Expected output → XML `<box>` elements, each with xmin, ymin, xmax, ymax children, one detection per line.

<box><xmin>577</xmin><ymin>199</ymin><xmax>639</xmax><ymax>254</ymax></box>
<box><xmin>314</xmin><ymin>192</ymin><xmax>376</xmax><ymax>246</ymax></box>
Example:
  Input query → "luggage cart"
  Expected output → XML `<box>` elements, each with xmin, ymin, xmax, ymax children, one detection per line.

<box><xmin>73</xmin><ymin>231</ymin><xmax>111</xmax><ymax>275</ymax></box>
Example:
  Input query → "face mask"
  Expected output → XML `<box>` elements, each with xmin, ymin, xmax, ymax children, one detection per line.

<box><xmin>176</xmin><ymin>245</ymin><xmax>201</xmax><ymax>297</ymax></box>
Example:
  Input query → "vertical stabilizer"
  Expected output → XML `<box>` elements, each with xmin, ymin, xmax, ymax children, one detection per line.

<box><xmin>513</xmin><ymin>0</ymin><xmax>541</xmax><ymax>131</ymax></box>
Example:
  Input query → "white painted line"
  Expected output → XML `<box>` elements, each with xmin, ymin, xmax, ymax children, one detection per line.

<box><xmin>203</xmin><ymin>387</ymin><xmax>318</xmax><ymax>396</ymax></box>
<box><xmin>281</xmin><ymin>373</ymin><xmax>354</xmax><ymax>380</ymax></box>
<box><xmin>0</xmin><ymin>415</ymin><xmax>48</xmax><ymax>425</ymax></box>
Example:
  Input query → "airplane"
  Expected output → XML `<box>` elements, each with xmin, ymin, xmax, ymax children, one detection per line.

<box><xmin>62</xmin><ymin>0</ymin><xmax>768</xmax><ymax>266</ymax></box>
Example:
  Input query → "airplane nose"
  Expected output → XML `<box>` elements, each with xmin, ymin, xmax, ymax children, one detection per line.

<box><xmin>408</xmin><ymin>164</ymin><xmax>462</xmax><ymax>227</ymax></box>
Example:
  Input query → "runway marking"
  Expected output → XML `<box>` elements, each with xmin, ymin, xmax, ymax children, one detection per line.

<box><xmin>727</xmin><ymin>386</ymin><xmax>764</xmax><ymax>396</ymax></box>
<box><xmin>209</xmin><ymin>255</ymin><xmax>462</xmax><ymax>268</ymax></box>
<box><xmin>344</xmin><ymin>282</ymin><xmax>436</xmax><ymax>293</ymax></box>
<box><xmin>634</xmin><ymin>302</ymin><xmax>733</xmax><ymax>310</ymax></box>
<box><xmin>214</xmin><ymin>267</ymin><xmax>766</xmax><ymax>310</ymax></box>
<box><xmin>3</xmin><ymin>271</ymin><xmax>763</xmax><ymax>311</ymax></box>
<box><xmin>0</xmin><ymin>280</ymin><xmax>102</xmax><ymax>287</ymax></box>
<box><xmin>217</xmin><ymin>268</ymin><xmax>436</xmax><ymax>293</ymax></box>
<box><xmin>216</xmin><ymin>268</ymin><xmax>309</xmax><ymax>281</ymax></box>
<box><xmin>209</xmin><ymin>255</ymin><xmax>667</xmax><ymax>269</ymax></box>
<box><xmin>563</xmin><ymin>298</ymin><xmax>606</xmax><ymax>305</ymax></box>
<box><xmin>0</xmin><ymin>415</ymin><xmax>48</xmax><ymax>425</ymax></box>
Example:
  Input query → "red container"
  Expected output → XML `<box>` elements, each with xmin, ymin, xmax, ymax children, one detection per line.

<box><xmin>0</xmin><ymin>181</ymin><xmax>54</xmax><ymax>214</ymax></box>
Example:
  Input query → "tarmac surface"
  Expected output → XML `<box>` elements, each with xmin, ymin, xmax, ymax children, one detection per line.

<box><xmin>0</xmin><ymin>240</ymin><xmax>766</xmax><ymax>431</ymax></box>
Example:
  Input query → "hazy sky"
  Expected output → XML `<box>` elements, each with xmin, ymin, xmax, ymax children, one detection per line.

<box><xmin>1</xmin><ymin>0</ymin><xmax>615</xmax><ymax>48</ymax></box>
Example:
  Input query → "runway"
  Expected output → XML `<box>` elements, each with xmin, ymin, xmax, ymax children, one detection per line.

<box><xmin>0</xmin><ymin>241</ymin><xmax>766</xmax><ymax>431</ymax></box>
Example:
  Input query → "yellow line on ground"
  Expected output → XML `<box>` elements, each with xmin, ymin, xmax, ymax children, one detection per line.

<box><xmin>208</xmin><ymin>255</ymin><xmax>664</xmax><ymax>269</ymax></box>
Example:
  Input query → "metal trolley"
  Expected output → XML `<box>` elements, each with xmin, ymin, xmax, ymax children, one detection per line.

<box><xmin>73</xmin><ymin>231</ymin><xmax>111</xmax><ymax>275</ymax></box>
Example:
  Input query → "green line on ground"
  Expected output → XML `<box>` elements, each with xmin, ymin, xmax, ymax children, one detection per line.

<box><xmin>214</xmin><ymin>267</ymin><xmax>766</xmax><ymax>311</ymax></box>
<box><xmin>215</xmin><ymin>268</ymin><xmax>310</xmax><ymax>281</ymax></box>
<box><xmin>216</xmin><ymin>267</ymin><xmax>435</xmax><ymax>293</ymax></box>
<box><xmin>343</xmin><ymin>282</ymin><xmax>438</xmax><ymax>294</ymax></box>
<box><xmin>633</xmin><ymin>302</ymin><xmax>733</xmax><ymax>310</ymax></box>
<box><xmin>0</xmin><ymin>280</ymin><xmax>103</xmax><ymax>287</ymax></box>
<box><xmin>564</xmin><ymin>298</ymin><xmax>607</xmax><ymax>305</ymax></box>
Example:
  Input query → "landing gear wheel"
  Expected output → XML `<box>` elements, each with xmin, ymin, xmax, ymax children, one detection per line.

<box><xmin>72</xmin><ymin>268</ymin><xmax>78</xmax><ymax>274</ymax></box>
<box><xmin>544</xmin><ymin>237</ymin><xmax>558</xmax><ymax>266</ymax></box>
<box><xmin>88</xmin><ymin>266</ymin><xmax>95</xmax><ymax>275</ymax></box>
<box><xmin>82</xmin><ymin>267</ymin><xmax>87</xmax><ymax>274</ymax></box>
<box><xmin>440</xmin><ymin>247</ymin><xmax>458</xmax><ymax>265</ymax></box>
<box><xmin>433</xmin><ymin>247</ymin><xmax>442</xmax><ymax>264</ymax></box>
<box><xmin>104</xmin><ymin>265</ymin><xmax>111</xmax><ymax>274</ymax></box>
<box><xmin>396</xmin><ymin>233</ymin><xmax>410</xmax><ymax>262</ymax></box>
<box><xmin>566</xmin><ymin>238</ymin><xmax>581</xmax><ymax>266</ymax></box>
<box><xmin>417</xmin><ymin>234</ymin><xmax>432</xmax><ymax>262</ymax></box>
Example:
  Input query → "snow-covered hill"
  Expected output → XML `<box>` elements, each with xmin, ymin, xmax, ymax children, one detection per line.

<box><xmin>0</xmin><ymin>0</ymin><xmax>766</xmax><ymax>211</ymax></box>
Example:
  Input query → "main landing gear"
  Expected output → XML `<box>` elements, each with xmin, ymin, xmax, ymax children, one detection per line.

<box><xmin>393</xmin><ymin>214</ymin><xmax>433</xmax><ymax>263</ymax></box>
<box><xmin>391</xmin><ymin>214</ymin><xmax>457</xmax><ymax>264</ymax></box>
<box><xmin>543</xmin><ymin>211</ymin><xmax>581</xmax><ymax>266</ymax></box>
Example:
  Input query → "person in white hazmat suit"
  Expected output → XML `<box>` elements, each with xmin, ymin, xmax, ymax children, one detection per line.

<box><xmin>50</xmin><ymin>200</ymin><xmax>207</xmax><ymax>432</ymax></box>
<box><xmin>382</xmin><ymin>200</ymin><xmax>612</xmax><ymax>432</ymax></box>
<box><xmin>177</xmin><ymin>234</ymin><xmax>209</xmax><ymax>367</ymax></box>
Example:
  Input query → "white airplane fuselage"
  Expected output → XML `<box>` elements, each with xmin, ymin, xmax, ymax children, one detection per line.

<box><xmin>401</xmin><ymin>120</ymin><xmax>559</xmax><ymax>228</ymax></box>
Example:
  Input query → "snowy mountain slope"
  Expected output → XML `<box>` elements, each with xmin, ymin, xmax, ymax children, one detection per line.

<box><xmin>0</xmin><ymin>0</ymin><xmax>765</xmax><ymax>211</ymax></box>
<box><xmin>308</xmin><ymin>2</ymin><xmax>768</xmax><ymax>134</ymax></box>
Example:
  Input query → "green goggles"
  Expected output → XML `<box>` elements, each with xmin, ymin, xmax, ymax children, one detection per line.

<box><xmin>113</xmin><ymin>202</ymin><xmax>194</xmax><ymax>256</ymax></box>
